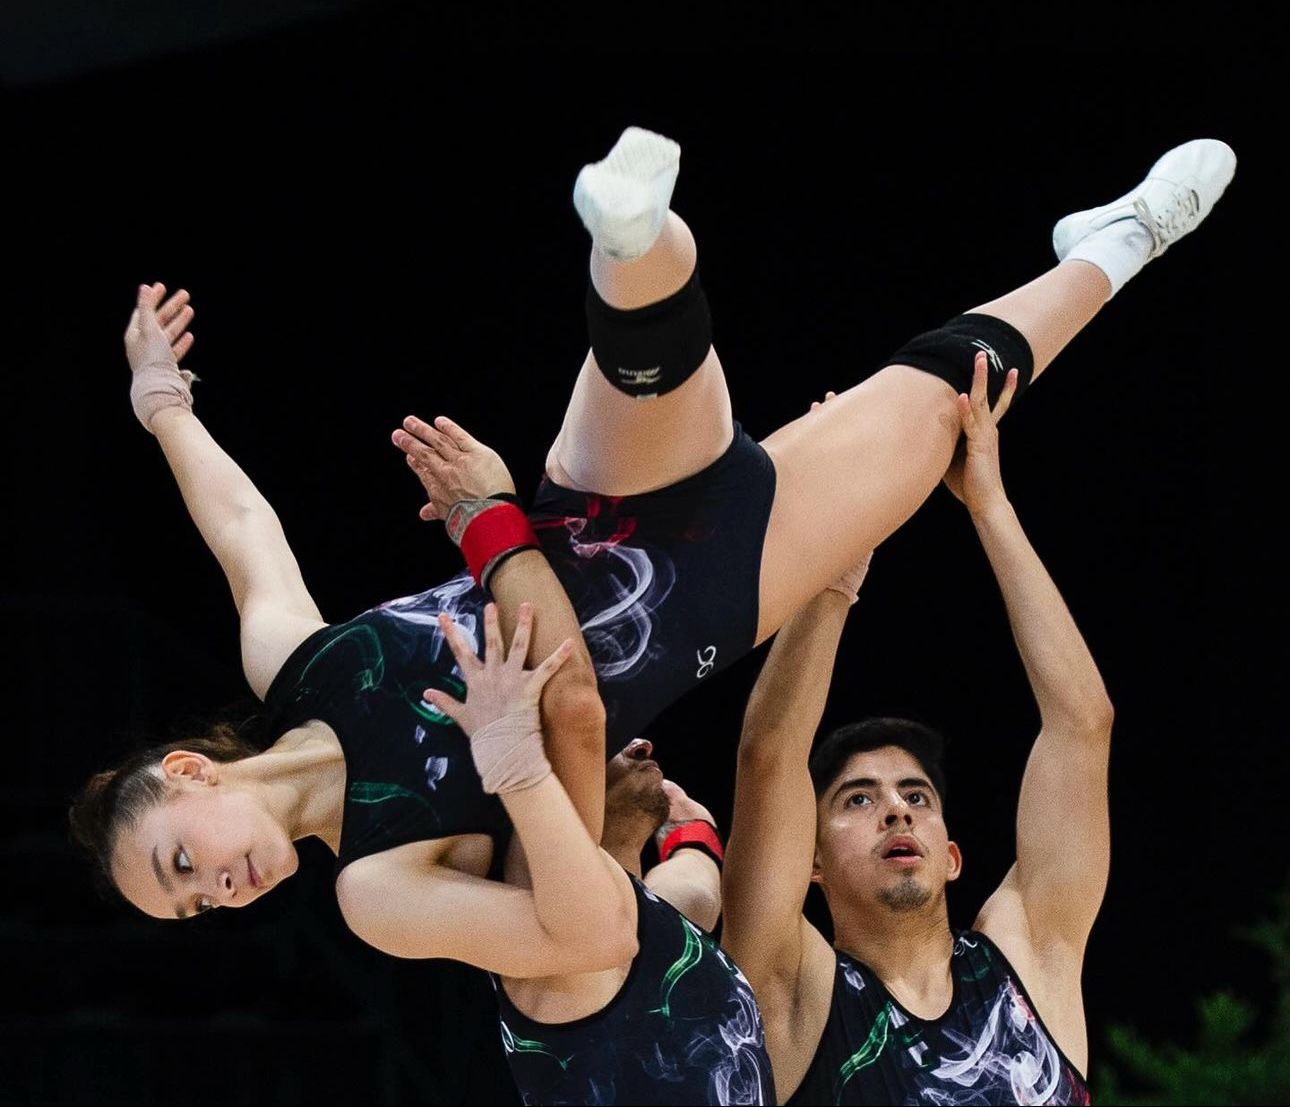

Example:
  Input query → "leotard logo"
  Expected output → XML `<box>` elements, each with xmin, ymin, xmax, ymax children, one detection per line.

<box><xmin>696</xmin><ymin>645</ymin><xmax>717</xmax><ymax>679</ymax></box>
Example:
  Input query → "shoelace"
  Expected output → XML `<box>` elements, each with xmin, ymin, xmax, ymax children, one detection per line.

<box><xmin>1133</xmin><ymin>185</ymin><xmax>1201</xmax><ymax>255</ymax></box>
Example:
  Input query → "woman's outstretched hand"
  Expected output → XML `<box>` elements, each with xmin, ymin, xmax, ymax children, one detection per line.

<box><xmin>124</xmin><ymin>283</ymin><xmax>198</xmax><ymax>430</ymax></box>
<box><xmin>391</xmin><ymin>415</ymin><xmax>516</xmax><ymax>522</ymax></box>
<box><xmin>942</xmin><ymin>352</ymin><xmax>1019</xmax><ymax>515</ymax></box>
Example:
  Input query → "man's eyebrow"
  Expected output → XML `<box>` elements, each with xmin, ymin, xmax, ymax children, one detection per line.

<box><xmin>831</xmin><ymin>776</ymin><xmax>937</xmax><ymax>803</ymax></box>
<box><xmin>831</xmin><ymin>777</ymin><xmax>879</xmax><ymax>803</ymax></box>
<box><xmin>152</xmin><ymin>844</ymin><xmax>190</xmax><ymax>917</ymax></box>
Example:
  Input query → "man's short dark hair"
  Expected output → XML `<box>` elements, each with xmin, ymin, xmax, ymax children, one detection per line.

<box><xmin>808</xmin><ymin>718</ymin><xmax>948</xmax><ymax>804</ymax></box>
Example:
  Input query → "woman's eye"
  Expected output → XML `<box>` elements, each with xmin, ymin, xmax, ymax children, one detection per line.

<box><xmin>175</xmin><ymin>848</ymin><xmax>192</xmax><ymax>875</ymax></box>
<box><xmin>909</xmin><ymin>792</ymin><xmax>927</xmax><ymax>806</ymax></box>
<box><xmin>847</xmin><ymin>794</ymin><xmax>871</xmax><ymax>807</ymax></box>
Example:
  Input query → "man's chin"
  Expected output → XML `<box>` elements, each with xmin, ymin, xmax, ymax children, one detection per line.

<box><xmin>877</xmin><ymin>876</ymin><xmax>934</xmax><ymax>913</ymax></box>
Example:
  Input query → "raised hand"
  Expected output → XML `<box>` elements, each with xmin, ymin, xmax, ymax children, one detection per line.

<box><xmin>423</xmin><ymin>602</ymin><xmax>573</xmax><ymax>794</ymax></box>
<box><xmin>124</xmin><ymin>283</ymin><xmax>199</xmax><ymax>430</ymax></box>
<box><xmin>942</xmin><ymin>351</ymin><xmax>1019</xmax><ymax>513</ymax></box>
<box><xmin>654</xmin><ymin>780</ymin><xmax>717</xmax><ymax>846</ymax></box>
<box><xmin>391</xmin><ymin>415</ymin><xmax>516</xmax><ymax>522</ymax></box>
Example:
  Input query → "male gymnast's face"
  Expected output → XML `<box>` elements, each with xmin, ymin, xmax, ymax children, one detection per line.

<box><xmin>604</xmin><ymin>738</ymin><xmax>670</xmax><ymax>829</ymax></box>
<box><xmin>811</xmin><ymin>745</ymin><xmax>961</xmax><ymax>914</ymax></box>
<box><xmin>112</xmin><ymin>753</ymin><xmax>299</xmax><ymax>920</ymax></box>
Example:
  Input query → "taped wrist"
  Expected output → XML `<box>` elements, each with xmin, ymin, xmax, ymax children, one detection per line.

<box><xmin>130</xmin><ymin>357</ymin><xmax>197</xmax><ymax>432</ymax></box>
<box><xmin>826</xmin><ymin>550</ymin><xmax>874</xmax><ymax>606</ymax></box>
<box><xmin>469</xmin><ymin>714</ymin><xmax>552</xmax><ymax>795</ymax></box>
<box><xmin>446</xmin><ymin>499</ymin><xmax>539</xmax><ymax>589</ymax></box>
<box><xmin>658</xmin><ymin>819</ymin><xmax>724</xmax><ymax>868</ymax></box>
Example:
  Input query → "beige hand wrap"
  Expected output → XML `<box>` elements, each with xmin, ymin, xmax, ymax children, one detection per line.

<box><xmin>469</xmin><ymin>712</ymin><xmax>552</xmax><ymax>795</ymax></box>
<box><xmin>128</xmin><ymin>311</ymin><xmax>196</xmax><ymax>432</ymax></box>
<box><xmin>827</xmin><ymin>550</ymin><xmax>874</xmax><ymax>605</ymax></box>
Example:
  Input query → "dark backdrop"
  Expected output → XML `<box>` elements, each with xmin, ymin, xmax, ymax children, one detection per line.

<box><xmin>1</xmin><ymin>6</ymin><xmax>1276</xmax><ymax>1104</ymax></box>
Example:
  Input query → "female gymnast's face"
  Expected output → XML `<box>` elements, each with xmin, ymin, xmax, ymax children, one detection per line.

<box><xmin>812</xmin><ymin>745</ymin><xmax>961</xmax><ymax>913</ymax></box>
<box><xmin>111</xmin><ymin>754</ymin><xmax>299</xmax><ymax>920</ymax></box>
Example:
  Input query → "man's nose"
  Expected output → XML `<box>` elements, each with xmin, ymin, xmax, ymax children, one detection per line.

<box><xmin>627</xmin><ymin>739</ymin><xmax>653</xmax><ymax>759</ymax></box>
<box><xmin>882</xmin><ymin>795</ymin><xmax>914</xmax><ymax>826</ymax></box>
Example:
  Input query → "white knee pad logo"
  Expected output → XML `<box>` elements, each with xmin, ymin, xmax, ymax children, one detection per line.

<box><xmin>696</xmin><ymin>645</ymin><xmax>717</xmax><ymax>679</ymax></box>
<box><xmin>970</xmin><ymin>339</ymin><xmax>1004</xmax><ymax>375</ymax></box>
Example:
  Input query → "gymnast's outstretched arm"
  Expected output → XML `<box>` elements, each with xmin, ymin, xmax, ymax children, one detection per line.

<box><xmin>124</xmin><ymin>283</ymin><xmax>325</xmax><ymax>698</ymax></box>
<box><xmin>956</xmin><ymin>358</ymin><xmax>1112</xmax><ymax>1075</ymax></box>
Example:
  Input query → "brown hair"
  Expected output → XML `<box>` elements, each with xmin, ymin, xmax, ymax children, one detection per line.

<box><xmin>808</xmin><ymin>718</ymin><xmax>948</xmax><ymax>806</ymax></box>
<box><xmin>68</xmin><ymin>724</ymin><xmax>260</xmax><ymax>898</ymax></box>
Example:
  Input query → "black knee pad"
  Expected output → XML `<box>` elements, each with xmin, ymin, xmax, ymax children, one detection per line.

<box><xmin>585</xmin><ymin>268</ymin><xmax>713</xmax><ymax>399</ymax></box>
<box><xmin>883</xmin><ymin>313</ymin><xmax>1035</xmax><ymax>404</ymax></box>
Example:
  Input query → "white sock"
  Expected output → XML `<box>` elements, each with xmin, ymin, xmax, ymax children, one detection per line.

<box><xmin>573</xmin><ymin>127</ymin><xmax>680</xmax><ymax>260</ymax></box>
<box><xmin>1064</xmin><ymin>218</ymin><xmax>1157</xmax><ymax>298</ymax></box>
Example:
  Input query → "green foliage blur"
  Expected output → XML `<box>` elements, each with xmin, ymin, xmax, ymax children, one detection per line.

<box><xmin>1094</xmin><ymin>881</ymin><xmax>1290</xmax><ymax>1104</ymax></box>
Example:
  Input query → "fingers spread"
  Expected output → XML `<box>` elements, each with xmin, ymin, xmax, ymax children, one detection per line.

<box><xmin>992</xmin><ymin>368</ymin><xmax>1019</xmax><ymax>421</ymax></box>
<box><xmin>507</xmin><ymin>603</ymin><xmax>533</xmax><ymax>667</ymax></box>
<box><xmin>531</xmin><ymin>638</ymin><xmax>574</xmax><ymax>687</ymax></box>
<box><xmin>422</xmin><ymin>688</ymin><xmax>463</xmax><ymax>723</ymax></box>
<box><xmin>437</xmin><ymin>613</ymin><xmax>481</xmax><ymax>673</ymax></box>
<box><xmin>969</xmin><ymin>354</ymin><xmax>989</xmax><ymax>409</ymax></box>
<box><xmin>482</xmin><ymin>602</ymin><xmax>504</xmax><ymax>664</ymax></box>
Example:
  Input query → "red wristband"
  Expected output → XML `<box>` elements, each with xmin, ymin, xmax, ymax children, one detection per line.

<box><xmin>459</xmin><ymin>503</ymin><xmax>539</xmax><ymax>587</ymax></box>
<box><xmin>658</xmin><ymin>820</ymin><xmax>724</xmax><ymax>867</ymax></box>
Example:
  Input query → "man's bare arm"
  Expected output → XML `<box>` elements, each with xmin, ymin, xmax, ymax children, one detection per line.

<box><xmin>645</xmin><ymin>781</ymin><xmax>723</xmax><ymax>931</ymax></box>
<box><xmin>724</xmin><ymin>588</ymin><xmax>851</xmax><ymax>996</ymax></box>
<box><xmin>971</xmin><ymin>497</ymin><xmax>1112</xmax><ymax>953</ymax></box>
<box><xmin>393</xmin><ymin>418</ymin><xmax>605</xmax><ymax>841</ymax></box>
<box><xmin>948</xmin><ymin>359</ymin><xmax>1112</xmax><ymax>955</ymax></box>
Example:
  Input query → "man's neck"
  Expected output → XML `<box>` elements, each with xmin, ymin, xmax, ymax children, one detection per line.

<box><xmin>599</xmin><ymin>820</ymin><xmax>651</xmax><ymax>878</ymax></box>
<box><xmin>831</xmin><ymin>898</ymin><xmax>957</xmax><ymax>1017</ymax></box>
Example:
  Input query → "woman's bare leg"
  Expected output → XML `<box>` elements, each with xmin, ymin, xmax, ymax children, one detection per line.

<box><xmin>967</xmin><ymin>261</ymin><xmax>1110</xmax><ymax>382</ymax></box>
<box><xmin>756</xmin><ymin>260</ymin><xmax>1110</xmax><ymax>641</ymax></box>
<box><xmin>756</xmin><ymin>134</ymin><xmax>1238</xmax><ymax>642</ymax></box>
<box><xmin>546</xmin><ymin>132</ymin><xmax>734</xmax><ymax>496</ymax></box>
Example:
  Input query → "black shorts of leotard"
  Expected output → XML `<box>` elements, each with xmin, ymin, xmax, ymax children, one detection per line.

<box><xmin>260</xmin><ymin>423</ymin><xmax>775</xmax><ymax>869</ymax></box>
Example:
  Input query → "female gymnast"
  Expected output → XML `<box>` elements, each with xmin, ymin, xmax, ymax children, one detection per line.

<box><xmin>70</xmin><ymin>128</ymin><xmax>1234</xmax><ymax>980</ymax></box>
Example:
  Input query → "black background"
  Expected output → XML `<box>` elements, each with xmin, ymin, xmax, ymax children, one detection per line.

<box><xmin>1</xmin><ymin>6</ymin><xmax>1276</xmax><ymax>1104</ymax></box>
